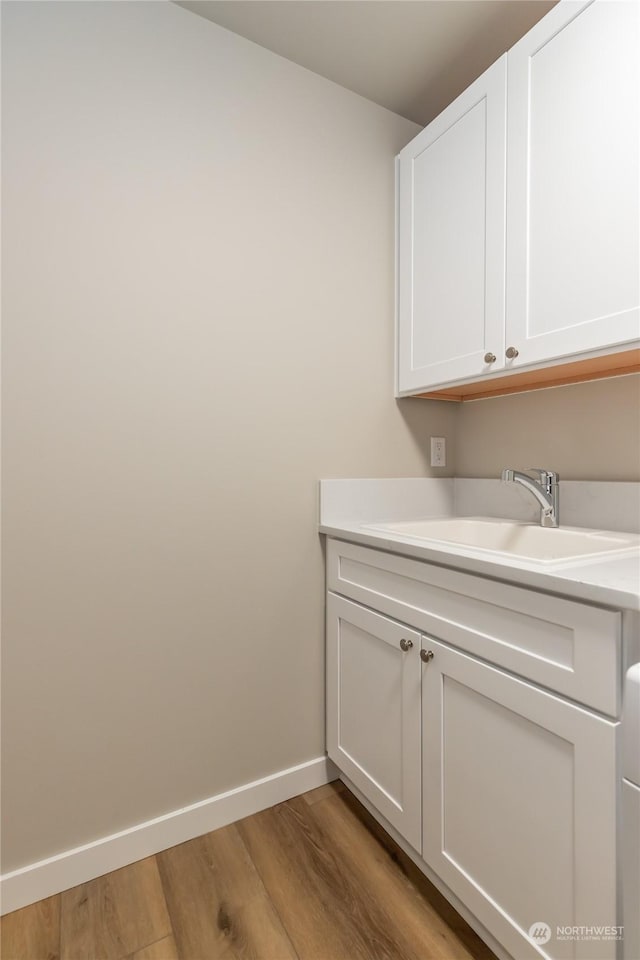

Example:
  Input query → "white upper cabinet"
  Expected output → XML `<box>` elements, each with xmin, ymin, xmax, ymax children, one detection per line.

<box><xmin>505</xmin><ymin>0</ymin><xmax>640</xmax><ymax>369</ymax></box>
<box><xmin>397</xmin><ymin>0</ymin><xmax>640</xmax><ymax>396</ymax></box>
<box><xmin>397</xmin><ymin>57</ymin><xmax>507</xmax><ymax>392</ymax></box>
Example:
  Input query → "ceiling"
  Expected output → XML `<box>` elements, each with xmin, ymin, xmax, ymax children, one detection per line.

<box><xmin>175</xmin><ymin>0</ymin><xmax>556</xmax><ymax>126</ymax></box>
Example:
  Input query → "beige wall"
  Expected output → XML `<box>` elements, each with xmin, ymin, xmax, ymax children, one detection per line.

<box><xmin>0</xmin><ymin>1</ymin><xmax>457</xmax><ymax>871</ymax></box>
<box><xmin>454</xmin><ymin>374</ymin><xmax>640</xmax><ymax>480</ymax></box>
<box><xmin>6</xmin><ymin>0</ymin><xmax>631</xmax><ymax>877</ymax></box>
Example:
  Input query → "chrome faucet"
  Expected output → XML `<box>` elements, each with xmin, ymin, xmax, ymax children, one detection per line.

<box><xmin>501</xmin><ymin>468</ymin><xmax>560</xmax><ymax>528</ymax></box>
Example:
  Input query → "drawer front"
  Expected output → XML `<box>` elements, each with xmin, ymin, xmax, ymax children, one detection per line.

<box><xmin>327</xmin><ymin>539</ymin><xmax>621</xmax><ymax>716</ymax></box>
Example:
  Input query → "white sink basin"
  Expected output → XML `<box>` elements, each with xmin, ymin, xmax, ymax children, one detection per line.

<box><xmin>362</xmin><ymin>517</ymin><xmax>640</xmax><ymax>564</ymax></box>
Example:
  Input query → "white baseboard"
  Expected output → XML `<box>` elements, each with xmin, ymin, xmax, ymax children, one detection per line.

<box><xmin>1</xmin><ymin>755</ymin><xmax>338</xmax><ymax>916</ymax></box>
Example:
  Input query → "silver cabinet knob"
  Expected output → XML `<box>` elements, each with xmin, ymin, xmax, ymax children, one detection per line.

<box><xmin>399</xmin><ymin>638</ymin><xmax>413</xmax><ymax>652</ymax></box>
<box><xmin>420</xmin><ymin>649</ymin><xmax>434</xmax><ymax>663</ymax></box>
<box><xmin>484</xmin><ymin>352</ymin><xmax>497</xmax><ymax>363</ymax></box>
<box><xmin>505</xmin><ymin>346</ymin><xmax>519</xmax><ymax>359</ymax></box>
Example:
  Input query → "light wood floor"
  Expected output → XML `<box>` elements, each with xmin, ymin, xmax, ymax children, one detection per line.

<box><xmin>1</xmin><ymin>781</ymin><xmax>496</xmax><ymax>960</ymax></box>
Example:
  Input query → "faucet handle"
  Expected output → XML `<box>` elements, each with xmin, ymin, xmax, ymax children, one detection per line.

<box><xmin>528</xmin><ymin>468</ymin><xmax>559</xmax><ymax>483</ymax></box>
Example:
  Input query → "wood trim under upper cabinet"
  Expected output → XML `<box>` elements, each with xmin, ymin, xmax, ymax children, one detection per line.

<box><xmin>414</xmin><ymin>348</ymin><xmax>640</xmax><ymax>402</ymax></box>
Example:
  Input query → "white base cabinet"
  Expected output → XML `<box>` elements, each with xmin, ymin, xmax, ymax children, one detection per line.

<box><xmin>325</xmin><ymin>538</ymin><xmax>622</xmax><ymax>960</ymax></box>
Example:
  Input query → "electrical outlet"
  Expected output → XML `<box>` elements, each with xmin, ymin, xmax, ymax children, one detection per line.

<box><xmin>430</xmin><ymin>436</ymin><xmax>446</xmax><ymax>467</ymax></box>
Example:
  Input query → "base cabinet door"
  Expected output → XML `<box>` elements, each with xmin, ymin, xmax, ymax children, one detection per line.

<box><xmin>326</xmin><ymin>593</ymin><xmax>422</xmax><ymax>851</ymax></box>
<box><xmin>422</xmin><ymin>639</ymin><xmax>618</xmax><ymax>960</ymax></box>
<box><xmin>622</xmin><ymin>780</ymin><xmax>640</xmax><ymax>960</ymax></box>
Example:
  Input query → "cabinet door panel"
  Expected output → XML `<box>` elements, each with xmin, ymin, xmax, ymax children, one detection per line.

<box><xmin>622</xmin><ymin>780</ymin><xmax>640</xmax><ymax>960</ymax></box>
<box><xmin>397</xmin><ymin>56</ymin><xmax>506</xmax><ymax>393</ymax></box>
<box><xmin>422</xmin><ymin>639</ymin><xmax>618</xmax><ymax>960</ymax></box>
<box><xmin>326</xmin><ymin>593</ymin><xmax>422</xmax><ymax>850</ymax></box>
<box><xmin>506</xmin><ymin>0</ymin><xmax>640</xmax><ymax>367</ymax></box>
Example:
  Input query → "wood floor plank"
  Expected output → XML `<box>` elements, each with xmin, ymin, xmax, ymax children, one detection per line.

<box><xmin>4</xmin><ymin>784</ymin><xmax>496</xmax><ymax>960</ymax></box>
<box><xmin>60</xmin><ymin>856</ymin><xmax>172</xmax><ymax>960</ymax></box>
<box><xmin>301</xmin><ymin>781</ymin><xmax>345</xmax><ymax>807</ymax></box>
<box><xmin>0</xmin><ymin>894</ymin><xmax>60</xmax><ymax>960</ymax></box>
<box><xmin>239</xmin><ymin>794</ymin><xmax>424</xmax><ymax>960</ymax></box>
<box><xmin>128</xmin><ymin>934</ymin><xmax>179</xmax><ymax>960</ymax></box>
<box><xmin>310</xmin><ymin>789</ymin><xmax>495</xmax><ymax>960</ymax></box>
<box><xmin>219</xmin><ymin>894</ymin><xmax>300</xmax><ymax>960</ymax></box>
<box><xmin>157</xmin><ymin>823</ymin><xmax>298</xmax><ymax>960</ymax></box>
<box><xmin>342</xmin><ymin>790</ymin><xmax>496</xmax><ymax>960</ymax></box>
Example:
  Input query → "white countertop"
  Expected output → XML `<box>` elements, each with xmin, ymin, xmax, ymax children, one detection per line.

<box><xmin>319</xmin><ymin>479</ymin><xmax>640</xmax><ymax>611</ymax></box>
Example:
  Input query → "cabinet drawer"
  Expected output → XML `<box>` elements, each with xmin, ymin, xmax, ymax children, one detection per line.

<box><xmin>327</xmin><ymin>539</ymin><xmax>621</xmax><ymax>716</ymax></box>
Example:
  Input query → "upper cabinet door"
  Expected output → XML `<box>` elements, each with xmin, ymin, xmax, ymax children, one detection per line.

<box><xmin>505</xmin><ymin>0</ymin><xmax>640</xmax><ymax>369</ymax></box>
<box><xmin>396</xmin><ymin>56</ymin><xmax>507</xmax><ymax>394</ymax></box>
